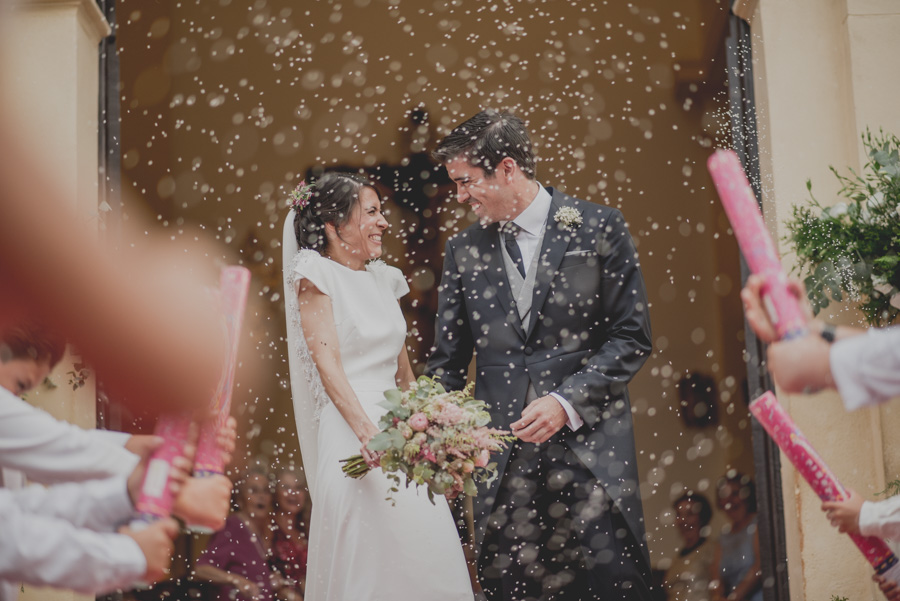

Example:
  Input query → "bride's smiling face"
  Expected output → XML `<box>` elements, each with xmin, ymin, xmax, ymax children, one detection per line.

<box><xmin>333</xmin><ymin>186</ymin><xmax>388</xmax><ymax>261</ymax></box>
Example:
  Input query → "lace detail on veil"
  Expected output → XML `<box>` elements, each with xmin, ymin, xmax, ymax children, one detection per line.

<box><xmin>287</xmin><ymin>250</ymin><xmax>331</xmax><ymax>424</ymax></box>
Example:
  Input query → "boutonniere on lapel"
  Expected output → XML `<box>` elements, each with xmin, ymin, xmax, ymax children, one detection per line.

<box><xmin>553</xmin><ymin>206</ymin><xmax>583</xmax><ymax>232</ymax></box>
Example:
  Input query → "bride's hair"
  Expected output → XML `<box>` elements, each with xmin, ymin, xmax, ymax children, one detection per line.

<box><xmin>293</xmin><ymin>171</ymin><xmax>381</xmax><ymax>255</ymax></box>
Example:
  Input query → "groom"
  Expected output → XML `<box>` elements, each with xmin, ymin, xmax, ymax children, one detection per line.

<box><xmin>426</xmin><ymin>109</ymin><xmax>654</xmax><ymax>600</ymax></box>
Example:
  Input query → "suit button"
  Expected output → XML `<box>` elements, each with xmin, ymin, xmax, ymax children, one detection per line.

<box><xmin>524</xmin><ymin>347</ymin><xmax>533</xmax><ymax>356</ymax></box>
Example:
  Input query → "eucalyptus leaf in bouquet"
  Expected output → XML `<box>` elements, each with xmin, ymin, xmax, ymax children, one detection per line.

<box><xmin>785</xmin><ymin>129</ymin><xmax>900</xmax><ymax>326</ymax></box>
<box><xmin>340</xmin><ymin>375</ymin><xmax>515</xmax><ymax>505</ymax></box>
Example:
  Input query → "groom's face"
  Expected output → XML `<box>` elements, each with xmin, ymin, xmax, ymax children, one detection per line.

<box><xmin>446</xmin><ymin>157</ymin><xmax>514</xmax><ymax>225</ymax></box>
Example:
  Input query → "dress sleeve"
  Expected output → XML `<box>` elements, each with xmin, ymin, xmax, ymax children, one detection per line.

<box><xmin>292</xmin><ymin>250</ymin><xmax>335</xmax><ymax>298</ymax></box>
<box><xmin>371</xmin><ymin>262</ymin><xmax>409</xmax><ymax>299</ymax></box>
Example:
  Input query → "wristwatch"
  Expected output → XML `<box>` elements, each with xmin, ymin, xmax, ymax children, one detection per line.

<box><xmin>819</xmin><ymin>323</ymin><xmax>837</xmax><ymax>343</ymax></box>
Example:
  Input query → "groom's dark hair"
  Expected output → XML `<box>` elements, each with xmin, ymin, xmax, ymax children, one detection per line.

<box><xmin>433</xmin><ymin>109</ymin><xmax>536</xmax><ymax>178</ymax></box>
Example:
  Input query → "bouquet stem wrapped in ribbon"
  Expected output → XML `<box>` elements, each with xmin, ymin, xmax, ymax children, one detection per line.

<box><xmin>341</xmin><ymin>376</ymin><xmax>515</xmax><ymax>504</ymax></box>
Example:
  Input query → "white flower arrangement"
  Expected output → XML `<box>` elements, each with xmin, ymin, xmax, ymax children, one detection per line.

<box><xmin>553</xmin><ymin>206</ymin><xmax>583</xmax><ymax>232</ymax></box>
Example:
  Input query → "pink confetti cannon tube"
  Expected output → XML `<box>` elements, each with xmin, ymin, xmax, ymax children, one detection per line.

<box><xmin>750</xmin><ymin>391</ymin><xmax>900</xmax><ymax>582</ymax></box>
<box><xmin>707</xmin><ymin>149</ymin><xmax>808</xmax><ymax>340</ymax></box>
<box><xmin>132</xmin><ymin>413</ymin><xmax>193</xmax><ymax>526</ymax></box>
<box><xmin>193</xmin><ymin>265</ymin><xmax>251</xmax><ymax>478</ymax></box>
<box><xmin>132</xmin><ymin>266</ymin><xmax>250</xmax><ymax>530</ymax></box>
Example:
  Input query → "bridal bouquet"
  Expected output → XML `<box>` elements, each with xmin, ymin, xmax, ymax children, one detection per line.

<box><xmin>340</xmin><ymin>376</ymin><xmax>515</xmax><ymax>504</ymax></box>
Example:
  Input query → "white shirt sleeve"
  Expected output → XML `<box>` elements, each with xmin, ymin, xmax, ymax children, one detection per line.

<box><xmin>0</xmin><ymin>386</ymin><xmax>139</xmax><ymax>484</ymax></box>
<box><xmin>0</xmin><ymin>478</ymin><xmax>147</xmax><ymax>594</ymax></box>
<box><xmin>0</xmin><ymin>485</ymin><xmax>145</xmax><ymax>594</ymax></box>
<box><xmin>549</xmin><ymin>392</ymin><xmax>585</xmax><ymax>431</ymax></box>
<box><xmin>830</xmin><ymin>326</ymin><xmax>900</xmax><ymax>412</ymax></box>
<box><xmin>8</xmin><ymin>476</ymin><xmax>135</xmax><ymax>532</ymax></box>
<box><xmin>89</xmin><ymin>429</ymin><xmax>133</xmax><ymax>447</ymax></box>
<box><xmin>859</xmin><ymin>496</ymin><xmax>900</xmax><ymax>541</ymax></box>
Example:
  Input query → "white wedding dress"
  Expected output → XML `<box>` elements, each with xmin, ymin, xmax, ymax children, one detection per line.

<box><xmin>283</xmin><ymin>241</ymin><xmax>473</xmax><ymax>601</ymax></box>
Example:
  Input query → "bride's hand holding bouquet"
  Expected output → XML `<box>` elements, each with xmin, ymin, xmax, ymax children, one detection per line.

<box><xmin>357</xmin><ymin>421</ymin><xmax>383</xmax><ymax>469</ymax></box>
<box><xmin>341</xmin><ymin>376</ymin><xmax>515</xmax><ymax>504</ymax></box>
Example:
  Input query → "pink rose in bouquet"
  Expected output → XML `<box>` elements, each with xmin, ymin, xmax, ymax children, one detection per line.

<box><xmin>340</xmin><ymin>376</ymin><xmax>515</xmax><ymax>504</ymax></box>
<box><xmin>408</xmin><ymin>412</ymin><xmax>429</xmax><ymax>432</ymax></box>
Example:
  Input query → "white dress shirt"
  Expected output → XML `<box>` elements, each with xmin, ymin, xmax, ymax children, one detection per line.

<box><xmin>0</xmin><ymin>477</ymin><xmax>145</xmax><ymax>599</ymax></box>
<box><xmin>0</xmin><ymin>385</ymin><xmax>138</xmax><ymax>484</ymax></box>
<box><xmin>0</xmin><ymin>385</ymin><xmax>142</xmax><ymax>600</ymax></box>
<box><xmin>501</xmin><ymin>183</ymin><xmax>584</xmax><ymax>432</ymax></box>
<box><xmin>829</xmin><ymin>326</ymin><xmax>900</xmax><ymax>412</ymax></box>
<box><xmin>860</xmin><ymin>494</ymin><xmax>900</xmax><ymax>541</ymax></box>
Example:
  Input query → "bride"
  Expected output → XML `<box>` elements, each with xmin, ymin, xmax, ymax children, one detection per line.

<box><xmin>281</xmin><ymin>172</ymin><xmax>474</xmax><ymax>601</ymax></box>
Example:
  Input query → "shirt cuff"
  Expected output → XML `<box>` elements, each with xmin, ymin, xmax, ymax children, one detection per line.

<box><xmin>831</xmin><ymin>334</ymin><xmax>877</xmax><ymax>412</ymax></box>
<box><xmin>105</xmin><ymin>477</ymin><xmax>138</xmax><ymax>527</ymax></box>
<box><xmin>859</xmin><ymin>500</ymin><xmax>882</xmax><ymax>538</ymax></box>
<box><xmin>90</xmin><ymin>429</ymin><xmax>133</xmax><ymax>447</ymax></box>
<box><xmin>101</xmin><ymin>535</ymin><xmax>147</xmax><ymax>593</ymax></box>
<box><xmin>68</xmin><ymin>477</ymin><xmax>137</xmax><ymax>532</ymax></box>
<box><xmin>858</xmin><ymin>496</ymin><xmax>900</xmax><ymax>540</ymax></box>
<box><xmin>549</xmin><ymin>393</ymin><xmax>584</xmax><ymax>431</ymax></box>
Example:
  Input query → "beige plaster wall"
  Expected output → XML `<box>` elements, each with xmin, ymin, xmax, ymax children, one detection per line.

<box><xmin>1</xmin><ymin>1</ymin><xmax>110</xmax><ymax>600</ymax></box>
<box><xmin>752</xmin><ymin>1</ymin><xmax>900</xmax><ymax>599</ymax></box>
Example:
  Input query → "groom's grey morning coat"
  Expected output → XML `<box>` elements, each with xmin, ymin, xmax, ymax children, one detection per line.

<box><xmin>427</xmin><ymin>187</ymin><xmax>652</xmax><ymax>559</ymax></box>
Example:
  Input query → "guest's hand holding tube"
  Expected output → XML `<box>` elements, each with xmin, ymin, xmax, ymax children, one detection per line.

<box><xmin>127</xmin><ymin>436</ymin><xmax>195</xmax><ymax>506</ymax></box>
<box><xmin>173</xmin><ymin>474</ymin><xmax>233</xmax><ymax>532</ymax></box>
<box><xmin>822</xmin><ymin>488</ymin><xmax>864</xmax><ymax>535</ymax></box>
<box><xmin>119</xmin><ymin>518</ymin><xmax>180</xmax><ymax>584</ymax></box>
<box><xmin>874</xmin><ymin>574</ymin><xmax>900</xmax><ymax>601</ymax></box>
<box><xmin>741</xmin><ymin>275</ymin><xmax>837</xmax><ymax>393</ymax></box>
<box><xmin>215</xmin><ymin>415</ymin><xmax>238</xmax><ymax>466</ymax></box>
<box><xmin>170</xmin><ymin>414</ymin><xmax>236</xmax><ymax>531</ymax></box>
<box><xmin>741</xmin><ymin>274</ymin><xmax>811</xmax><ymax>343</ymax></box>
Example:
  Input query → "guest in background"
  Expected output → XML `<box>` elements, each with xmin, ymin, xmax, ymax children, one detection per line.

<box><xmin>270</xmin><ymin>469</ymin><xmax>309</xmax><ymax>601</ymax></box>
<box><xmin>664</xmin><ymin>492</ymin><xmax>715</xmax><ymax>601</ymax></box>
<box><xmin>711</xmin><ymin>473</ymin><xmax>761</xmax><ymax>601</ymax></box>
<box><xmin>196</xmin><ymin>470</ymin><xmax>276</xmax><ymax>601</ymax></box>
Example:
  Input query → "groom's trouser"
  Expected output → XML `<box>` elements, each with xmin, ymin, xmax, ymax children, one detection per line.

<box><xmin>479</xmin><ymin>436</ymin><xmax>654</xmax><ymax>601</ymax></box>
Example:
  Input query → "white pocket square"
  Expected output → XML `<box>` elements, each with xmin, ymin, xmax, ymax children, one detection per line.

<box><xmin>564</xmin><ymin>249</ymin><xmax>594</xmax><ymax>257</ymax></box>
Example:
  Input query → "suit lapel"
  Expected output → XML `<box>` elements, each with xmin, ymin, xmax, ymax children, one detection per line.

<box><xmin>476</xmin><ymin>224</ymin><xmax>527</xmax><ymax>341</ymax></box>
<box><xmin>525</xmin><ymin>189</ymin><xmax>575</xmax><ymax>341</ymax></box>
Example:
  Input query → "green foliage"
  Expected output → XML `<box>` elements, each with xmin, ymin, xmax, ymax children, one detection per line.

<box><xmin>831</xmin><ymin>596</ymin><xmax>849</xmax><ymax>601</ymax></box>
<box><xmin>785</xmin><ymin>129</ymin><xmax>900</xmax><ymax>326</ymax></box>
<box><xmin>875</xmin><ymin>478</ymin><xmax>900</xmax><ymax>499</ymax></box>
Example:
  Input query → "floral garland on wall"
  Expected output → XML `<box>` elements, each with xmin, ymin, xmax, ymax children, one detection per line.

<box><xmin>785</xmin><ymin>129</ymin><xmax>900</xmax><ymax>327</ymax></box>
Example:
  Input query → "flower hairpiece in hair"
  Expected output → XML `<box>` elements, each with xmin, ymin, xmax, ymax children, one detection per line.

<box><xmin>289</xmin><ymin>180</ymin><xmax>314</xmax><ymax>212</ymax></box>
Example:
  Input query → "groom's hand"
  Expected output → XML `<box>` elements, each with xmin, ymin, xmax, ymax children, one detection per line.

<box><xmin>511</xmin><ymin>396</ymin><xmax>567</xmax><ymax>443</ymax></box>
